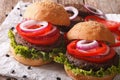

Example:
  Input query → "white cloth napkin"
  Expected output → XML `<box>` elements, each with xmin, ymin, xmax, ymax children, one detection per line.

<box><xmin>0</xmin><ymin>1</ymin><xmax>120</xmax><ymax>80</ymax></box>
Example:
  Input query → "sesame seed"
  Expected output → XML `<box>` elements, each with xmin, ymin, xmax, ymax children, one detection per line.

<box><xmin>56</xmin><ymin>77</ymin><xmax>61</xmax><ymax>80</ymax></box>
<box><xmin>12</xmin><ymin>6</ymin><xmax>14</xmax><ymax>9</ymax></box>
<box><xmin>27</xmin><ymin>66</ymin><xmax>32</xmax><ymax>70</ymax></box>
<box><xmin>5</xmin><ymin>54</ymin><xmax>10</xmax><ymax>57</ymax></box>
<box><xmin>11</xmin><ymin>70</ymin><xmax>15</xmax><ymax>74</ymax></box>
<box><xmin>5</xmin><ymin>14</ymin><xmax>8</xmax><ymax>17</ymax></box>
<box><xmin>25</xmin><ymin>5</ymin><xmax>28</xmax><ymax>7</ymax></box>
<box><xmin>22</xmin><ymin>75</ymin><xmax>27</xmax><ymax>78</ymax></box>
<box><xmin>10</xmin><ymin>27</ymin><xmax>15</xmax><ymax>31</ymax></box>
<box><xmin>20</xmin><ymin>14</ymin><xmax>22</xmax><ymax>17</ymax></box>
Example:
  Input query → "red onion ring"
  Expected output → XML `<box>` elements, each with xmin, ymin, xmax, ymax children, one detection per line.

<box><xmin>23</xmin><ymin>26</ymin><xmax>60</xmax><ymax>40</ymax></box>
<box><xmin>84</xmin><ymin>4</ymin><xmax>104</xmax><ymax>16</ymax></box>
<box><xmin>22</xmin><ymin>26</ymin><xmax>60</xmax><ymax>45</ymax></box>
<box><xmin>76</xmin><ymin>40</ymin><xmax>99</xmax><ymax>50</ymax></box>
<box><xmin>20</xmin><ymin>20</ymin><xmax>48</xmax><ymax>32</ymax></box>
<box><xmin>33</xmin><ymin>26</ymin><xmax>58</xmax><ymax>39</ymax></box>
<box><xmin>64</xmin><ymin>6</ymin><xmax>79</xmax><ymax>20</ymax></box>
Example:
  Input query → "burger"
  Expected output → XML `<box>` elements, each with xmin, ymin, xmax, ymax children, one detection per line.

<box><xmin>8</xmin><ymin>0</ymin><xmax>71</xmax><ymax>66</ymax></box>
<box><xmin>24</xmin><ymin>0</ymin><xmax>85</xmax><ymax>33</ymax></box>
<box><xmin>54</xmin><ymin>21</ymin><xmax>120</xmax><ymax>80</ymax></box>
<box><xmin>23</xmin><ymin>0</ymin><xmax>70</xmax><ymax>26</ymax></box>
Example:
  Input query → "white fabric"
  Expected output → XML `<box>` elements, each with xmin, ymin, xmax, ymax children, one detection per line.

<box><xmin>0</xmin><ymin>1</ymin><xmax>120</xmax><ymax>80</ymax></box>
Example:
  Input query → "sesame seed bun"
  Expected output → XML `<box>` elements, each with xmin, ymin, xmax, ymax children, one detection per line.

<box><xmin>23</xmin><ymin>0</ymin><xmax>70</xmax><ymax>26</ymax></box>
<box><xmin>64</xmin><ymin>65</ymin><xmax>116</xmax><ymax>80</ymax></box>
<box><xmin>67</xmin><ymin>21</ymin><xmax>115</xmax><ymax>44</ymax></box>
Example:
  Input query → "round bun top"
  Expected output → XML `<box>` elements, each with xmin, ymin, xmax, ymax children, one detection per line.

<box><xmin>67</xmin><ymin>21</ymin><xmax>115</xmax><ymax>44</ymax></box>
<box><xmin>23</xmin><ymin>0</ymin><xmax>70</xmax><ymax>26</ymax></box>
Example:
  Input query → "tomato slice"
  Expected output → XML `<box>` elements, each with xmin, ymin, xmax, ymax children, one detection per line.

<box><xmin>67</xmin><ymin>40</ymin><xmax>115</xmax><ymax>63</ymax></box>
<box><xmin>67</xmin><ymin>40</ymin><xmax>108</xmax><ymax>57</ymax></box>
<box><xmin>21</xmin><ymin>30</ymin><xmax>60</xmax><ymax>45</ymax></box>
<box><xmin>85</xmin><ymin>15</ymin><xmax>120</xmax><ymax>31</ymax></box>
<box><xmin>80</xmin><ymin>48</ymin><xmax>115</xmax><ymax>63</ymax></box>
<box><xmin>111</xmin><ymin>42</ymin><xmax>120</xmax><ymax>47</ymax></box>
<box><xmin>16</xmin><ymin>22</ymin><xmax>60</xmax><ymax>45</ymax></box>
<box><xmin>16</xmin><ymin>23</ymin><xmax>52</xmax><ymax>37</ymax></box>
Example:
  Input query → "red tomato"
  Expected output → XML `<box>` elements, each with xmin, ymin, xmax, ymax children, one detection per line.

<box><xmin>80</xmin><ymin>48</ymin><xmax>115</xmax><ymax>63</ymax></box>
<box><xmin>16</xmin><ymin>23</ymin><xmax>52</xmax><ymax>37</ymax></box>
<box><xmin>111</xmin><ymin>42</ymin><xmax>120</xmax><ymax>47</ymax></box>
<box><xmin>67</xmin><ymin>40</ymin><xmax>115</xmax><ymax>63</ymax></box>
<box><xmin>22</xmin><ymin>31</ymin><xmax>60</xmax><ymax>45</ymax></box>
<box><xmin>67</xmin><ymin>40</ymin><xmax>108</xmax><ymax>56</ymax></box>
<box><xmin>16</xmin><ymin>22</ymin><xmax>60</xmax><ymax>45</ymax></box>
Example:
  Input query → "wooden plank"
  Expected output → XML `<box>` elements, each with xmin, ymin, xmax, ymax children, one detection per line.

<box><xmin>84</xmin><ymin>0</ymin><xmax>114</xmax><ymax>14</ymax></box>
<box><xmin>97</xmin><ymin>0</ymin><xmax>113</xmax><ymax>13</ymax></box>
<box><xmin>110</xmin><ymin>0</ymin><xmax>120</xmax><ymax>13</ymax></box>
<box><xmin>116</xmin><ymin>0</ymin><xmax>120</xmax><ymax>13</ymax></box>
<box><xmin>84</xmin><ymin>0</ymin><xmax>99</xmax><ymax>8</ymax></box>
<box><xmin>0</xmin><ymin>0</ymin><xmax>120</xmax><ymax>24</ymax></box>
<box><xmin>0</xmin><ymin>0</ymin><xmax>58</xmax><ymax>24</ymax></box>
<box><xmin>0</xmin><ymin>0</ymin><xmax>18</xmax><ymax>24</ymax></box>
<box><xmin>32</xmin><ymin>0</ymin><xmax>58</xmax><ymax>3</ymax></box>
<box><xmin>58</xmin><ymin>0</ymin><xmax>84</xmax><ymax>5</ymax></box>
<box><xmin>57</xmin><ymin>0</ymin><xmax>84</xmax><ymax>7</ymax></box>
<box><xmin>57</xmin><ymin>0</ymin><xmax>84</xmax><ymax>11</ymax></box>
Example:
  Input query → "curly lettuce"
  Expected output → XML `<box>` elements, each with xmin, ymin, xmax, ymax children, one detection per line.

<box><xmin>54</xmin><ymin>53</ymin><xmax>120</xmax><ymax>77</ymax></box>
<box><xmin>8</xmin><ymin>30</ymin><xmax>66</xmax><ymax>61</ymax></box>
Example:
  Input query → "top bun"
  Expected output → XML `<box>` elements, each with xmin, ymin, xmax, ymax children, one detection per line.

<box><xmin>67</xmin><ymin>21</ymin><xmax>115</xmax><ymax>44</ymax></box>
<box><xmin>23</xmin><ymin>0</ymin><xmax>70</xmax><ymax>26</ymax></box>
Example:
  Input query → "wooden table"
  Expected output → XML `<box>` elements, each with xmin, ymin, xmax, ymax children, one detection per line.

<box><xmin>0</xmin><ymin>0</ymin><xmax>120</xmax><ymax>24</ymax></box>
<box><xmin>0</xmin><ymin>0</ymin><xmax>120</xmax><ymax>79</ymax></box>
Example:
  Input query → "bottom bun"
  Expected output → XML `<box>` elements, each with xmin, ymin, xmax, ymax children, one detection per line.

<box><xmin>10</xmin><ymin>47</ymin><xmax>51</xmax><ymax>66</ymax></box>
<box><xmin>64</xmin><ymin>65</ymin><xmax>116</xmax><ymax>80</ymax></box>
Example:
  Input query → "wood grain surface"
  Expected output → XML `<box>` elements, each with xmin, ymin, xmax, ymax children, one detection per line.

<box><xmin>0</xmin><ymin>0</ymin><xmax>120</xmax><ymax>24</ymax></box>
<box><xmin>0</xmin><ymin>0</ymin><xmax>120</xmax><ymax>79</ymax></box>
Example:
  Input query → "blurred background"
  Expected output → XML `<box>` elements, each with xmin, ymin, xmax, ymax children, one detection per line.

<box><xmin>0</xmin><ymin>0</ymin><xmax>120</xmax><ymax>25</ymax></box>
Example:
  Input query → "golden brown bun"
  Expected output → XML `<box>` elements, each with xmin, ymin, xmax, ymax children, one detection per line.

<box><xmin>64</xmin><ymin>65</ymin><xmax>116</xmax><ymax>80</ymax></box>
<box><xmin>67</xmin><ymin>21</ymin><xmax>115</xmax><ymax>44</ymax></box>
<box><xmin>23</xmin><ymin>0</ymin><xmax>70</xmax><ymax>26</ymax></box>
<box><xmin>10</xmin><ymin>47</ymin><xmax>51</xmax><ymax>66</ymax></box>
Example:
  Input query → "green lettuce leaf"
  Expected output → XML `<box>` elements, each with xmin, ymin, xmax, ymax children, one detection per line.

<box><xmin>8</xmin><ymin>30</ymin><xmax>66</xmax><ymax>61</ymax></box>
<box><xmin>54</xmin><ymin>53</ymin><xmax>120</xmax><ymax>77</ymax></box>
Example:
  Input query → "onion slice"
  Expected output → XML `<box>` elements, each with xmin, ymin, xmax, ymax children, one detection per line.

<box><xmin>21</xmin><ymin>26</ymin><xmax>60</xmax><ymax>45</ymax></box>
<box><xmin>33</xmin><ymin>26</ymin><xmax>59</xmax><ymax>39</ymax></box>
<box><xmin>76</xmin><ymin>40</ymin><xmax>99</xmax><ymax>50</ymax></box>
<box><xmin>84</xmin><ymin>4</ymin><xmax>105</xmax><ymax>16</ymax></box>
<box><xmin>64</xmin><ymin>6</ymin><xmax>79</xmax><ymax>20</ymax></box>
<box><xmin>20</xmin><ymin>20</ymin><xmax>48</xmax><ymax>32</ymax></box>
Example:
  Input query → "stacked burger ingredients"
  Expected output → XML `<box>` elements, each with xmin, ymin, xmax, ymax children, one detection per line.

<box><xmin>8</xmin><ymin>0</ymin><xmax>120</xmax><ymax>80</ymax></box>
<box><xmin>55</xmin><ymin>21</ymin><xmax>120</xmax><ymax>80</ymax></box>
<box><xmin>8</xmin><ymin>0</ymin><xmax>72</xmax><ymax>66</ymax></box>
